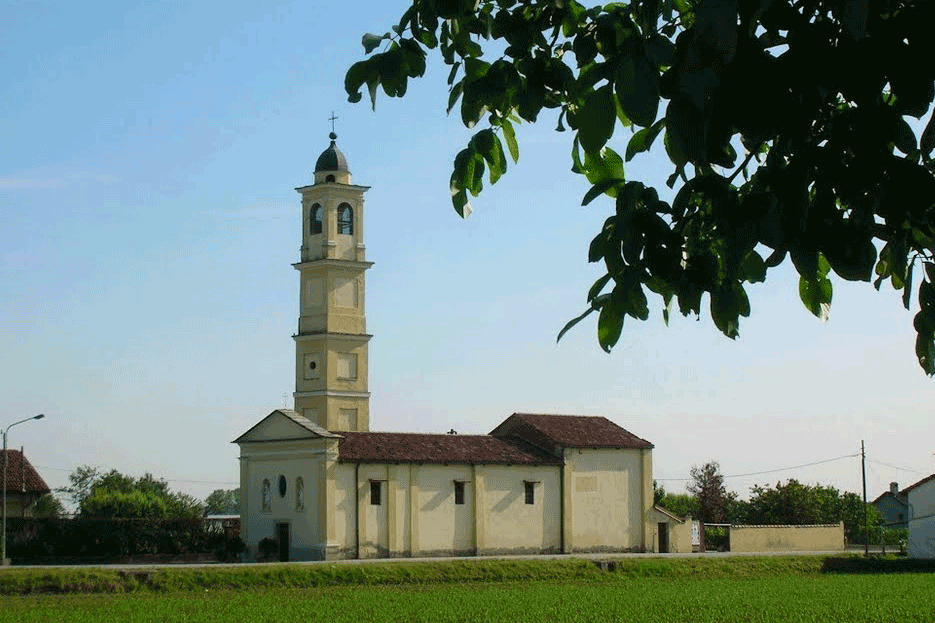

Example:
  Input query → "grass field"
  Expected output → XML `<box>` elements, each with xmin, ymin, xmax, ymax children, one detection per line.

<box><xmin>1</xmin><ymin>557</ymin><xmax>934</xmax><ymax>623</ymax></box>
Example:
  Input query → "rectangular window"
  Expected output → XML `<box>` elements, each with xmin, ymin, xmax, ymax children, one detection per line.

<box><xmin>370</xmin><ymin>481</ymin><xmax>381</xmax><ymax>506</ymax></box>
<box><xmin>524</xmin><ymin>481</ymin><xmax>535</xmax><ymax>505</ymax></box>
<box><xmin>454</xmin><ymin>481</ymin><xmax>465</xmax><ymax>505</ymax></box>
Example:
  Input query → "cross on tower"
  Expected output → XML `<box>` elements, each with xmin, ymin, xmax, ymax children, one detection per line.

<box><xmin>329</xmin><ymin>111</ymin><xmax>339</xmax><ymax>134</ymax></box>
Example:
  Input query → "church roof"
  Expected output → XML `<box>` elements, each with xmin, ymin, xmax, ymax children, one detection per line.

<box><xmin>233</xmin><ymin>409</ymin><xmax>341</xmax><ymax>444</ymax></box>
<box><xmin>337</xmin><ymin>432</ymin><xmax>562</xmax><ymax>465</ymax></box>
<box><xmin>314</xmin><ymin>132</ymin><xmax>349</xmax><ymax>173</ymax></box>
<box><xmin>1</xmin><ymin>450</ymin><xmax>51</xmax><ymax>495</ymax></box>
<box><xmin>490</xmin><ymin>413</ymin><xmax>654</xmax><ymax>450</ymax></box>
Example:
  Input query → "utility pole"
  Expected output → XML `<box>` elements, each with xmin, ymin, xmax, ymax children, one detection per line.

<box><xmin>861</xmin><ymin>440</ymin><xmax>869</xmax><ymax>556</ymax></box>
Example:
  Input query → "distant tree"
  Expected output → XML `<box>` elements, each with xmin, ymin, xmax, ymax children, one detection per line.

<box><xmin>347</xmin><ymin>0</ymin><xmax>935</xmax><ymax>374</ymax></box>
<box><xmin>743</xmin><ymin>479</ymin><xmax>883</xmax><ymax>543</ymax></box>
<box><xmin>687</xmin><ymin>461</ymin><xmax>735</xmax><ymax>523</ymax></box>
<box><xmin>62</xmin><ymin>465</ymin><xmax>204</xmax><ymax>519</ymax></box>
<box><xmin>81</xmin><ymin>489</ymin><xmax>169</xmax><ymax>518</ymax></box>
<box><xmin>653</xmin><ymin>480</ymin><xmax>666</xmax><ymax>505</ymax></box>
<box><xmin>33</xmin><ymin>493</ymin><xmax>65</xmax><ymax>518</ymax></box>
<box><xmin>204</xmin><ymin>489</ymin><xmax>240</xmax><ymax>516</ymax></box>
<box><xmin>57</xmin><ymin>465</ymin><xmax>101</xmax><ymax>509</ymax></box>
<box><xmin>657</xmin><ymin>492</ymin><xmax>699</xmax><ymax>519</ymax></box>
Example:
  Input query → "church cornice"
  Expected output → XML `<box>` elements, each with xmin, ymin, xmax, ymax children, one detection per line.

<box><xmin>293</xmin><ymin>332</ymin><xmax>372</xmax><ymax>342</ymax></box>
<box><xmin>292</xmin><ymin>259</ymin><xmax>374</xmax><ymax>271</ymax></box>
<box><xmin>293</xmin><ymin>390</ymin><xmax>371</xmax><ymax>398</ymax></box>
<box><xmin>295</xmin><ymin>183</ymin><xmax>371</xmax><ymax>193</ymax></box>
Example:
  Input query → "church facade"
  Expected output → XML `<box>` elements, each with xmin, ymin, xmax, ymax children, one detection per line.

<box><xmin>234</xmin><ymin>135</ymin><xmax>660</xmax><ymax>561</ymax></box>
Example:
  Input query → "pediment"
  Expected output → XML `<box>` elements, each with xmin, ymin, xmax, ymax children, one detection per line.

<box><xmin>233</xmin><ymin>409</ymin><xmax>341</xmax><ymax>444</ymax></box>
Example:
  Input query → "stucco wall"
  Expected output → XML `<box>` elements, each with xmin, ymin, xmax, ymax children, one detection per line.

<box><xmin>479</xmin><ymin>465</ymin><xmax>561</xmax><ymax>555</ymax></box>
<box><xmin>908</xmin><ymin>478</ymin><xmax>935</xmax><ymax>559</ymax></box>
<box><xmin>566</xmin><ymin>448</ymin><xmax>646</xmax><ymax>552</ymax></box>
<box><xmin>240</xmin><ymin>440</ymin><xmax>327</xmax><ymax>561</ymax></box>
<box><xmin>729</xmin><ymin>523</ymin><xmax>845</xmax><ymax>553</ymax></box>
<box><xmin>649</xmin><ymin>508</ymin><xmax>692</xmax><ymax>553</ymax></box>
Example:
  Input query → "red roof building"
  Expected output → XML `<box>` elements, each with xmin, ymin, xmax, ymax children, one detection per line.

<box><xmin>1</xmin><ymin>449</ymin><xmax>51</xmax><ymax>518</ymax></box>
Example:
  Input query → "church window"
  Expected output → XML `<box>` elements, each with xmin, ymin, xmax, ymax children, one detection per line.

<box><xmin>524</xmin><ymin>481</ymin><xmax>536</xmax><ymax>505</ymax></box>
<box><xmin>296</xmin><ymin>477</ymin><xmax>305</xmax><ymax>511</ymax></box>
<box><xmin>370</xmin><ymin>481</ymin><xmax>381</xmax><ymax>505</ymax></box>
<box><xmin>454</xmin><ymin>481</ymin><xmax>465</xmax><ymax>505</ymax></box>
<box><xmin>278</xmin><ymin>475</ymin><xmax>287</xmax><ymax>498</ymax></box>
<box><xmin>311</xmin><ymin>204</ymin><xmax>323</xmax><ymax>235</ymax></box>
<box><xmin>326</xmin><ymin>174</ymin><xmax>335</xmax><ymax>182</ymax></box>
<box><xmin>338</xmin><ymin>203</ymin><xmax>353</xmax><ymax>235</ymax></box>
<box><xmin>262</xmin><ymin>479</ymin><xmax>271</xmax><ymax>512</ymax></box>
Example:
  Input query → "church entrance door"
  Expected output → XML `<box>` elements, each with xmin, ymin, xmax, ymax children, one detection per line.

<box><xmin>277</xmin><ymin>523</ymin><xmax>291</xmax><ymax>562</ymax></box>
<box><xmin>658</xmin><ymin>523</ymin><xmax>669</xmax><ymax>553</ymax></box>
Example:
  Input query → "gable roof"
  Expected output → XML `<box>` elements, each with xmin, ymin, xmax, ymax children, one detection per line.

<box><xmin>872</xmin><ymin>490</ymin><xmax>908</xmax><ymax>506</ymax></box>
<box><xmin>903</xmin><ymin>473</ymin><xmax>935</xmax><ymax>495</ymax></box>
<box><xmin>490</xmin><ymin>413</ymin><xmax>653</xmax><ymax>451</ymax></box>
<box><xmin>337</xmin><ymin>432</ymin><xmax>562</xmax><ymax>465</ymax></box>
<box><xmin>233</xmin><ymin>409</ymin><xmax>342</xmax><ymax>444</ymax></box>
<box><xmin>1</xmin><ymin>450</ymin><xmax>50</xmax><ymax>495</ymax></box>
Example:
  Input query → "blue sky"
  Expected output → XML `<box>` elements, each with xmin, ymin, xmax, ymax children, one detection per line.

<box><xmin>2</xmin><ymin>1</ymin><xmax>933</xmax><ymax>507</ymax></box>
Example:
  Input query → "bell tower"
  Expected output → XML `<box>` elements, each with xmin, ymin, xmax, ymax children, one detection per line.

<box><xmin>293</xmin><ymin>132</ymin><xmax>372</xmax><ymax>432</ymax></box>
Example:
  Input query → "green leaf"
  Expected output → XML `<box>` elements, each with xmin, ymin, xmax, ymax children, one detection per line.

<box><xmin>903</xmin><ymin>261</ymin><xmax>914</xmax><ymax>310</ymax></box>
<box><xmin>597</xmin><ymin>290</ymin><xmax>625</xmax><ymax>352</ymax></box>
<box><xmin>922</xmin><ymin>111</ymin><xmax>935</xmax><ymax>157</ymax></box>
<box><xmin>588</xmin><ymin>273</ymin><xmax>613</xmax><ymax>302</ymax></box>
<box><xmin>501</xmin><ymin>118</ymin><xmax>519</xmax><ymax>163</ymax></box>
<box><xmin>582</xmin><ymin>179</ymin><xmax>622</xmax><ymax>206</ymax></box>
<box><xmin>362</xmin><ymin>33</ymin><xmax>387</xmax><ymax>54</ymax></box>
<box><xmin>447</xmin><ymin>80</ymin><xmax>464</xmax><ymax>114</ymax></box>
<box><xmin>625</xmin><ymin>119</ymin><xmax>665</xmax><ymax>162</ymax></box>
<box><xmin>711</xmin><ymin>284</ymin><xmax>750</xmax><ymax>339</ymax></box>
<box><xmin>447</xmin><ymin>61</ymin><xmax>461</xmax><ymax>86</ymax></box>
<box><xmin>916</xmin><ymin>331</ymin><xmax>935</xmax><ymax>376</ymax></box>
<box><xmin>799</xmin><ymin>275</ymin><xmax>833</xmax><ymax>321</ymax></box>
<box><xmin>557</xmin><ymin>306</ymin><xmax>598</xmax><ymax>343</ymax></box>
<box><xmin>583</xmin><ymin>146</ymin><xmax>625</xmax><ymax>185</ymax></box>
<box><xmin>894</xmin><ymin>116</ymin><xmax>916</xmax><ymax>155</ymax></box>
<box><xmin>614</xmin><ymin>48</ymin><xmax>660</xmax><ymax>128</ymax></box>
<box><xmin>741</xmin><ymin>250</ymin><xmax>767</xmax><ymax>283</ymax></box>
<box><xmin>577</xmin><ymin>84</ymin><xmax>617</xmax><ymax>153</ymax></box>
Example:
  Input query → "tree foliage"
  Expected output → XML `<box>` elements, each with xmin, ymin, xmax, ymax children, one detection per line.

<box><xmin>204</xmin><ymin>489</ymin><xmax>240</xmax><ymax>516</ymax></box>
<box><xmin>658</xmin><ymin>491</ymin><xmax>699</xmax><ymax>518</ymax></box>
<box><xmin>59</xmin><ymin>466</ymin><xmax>203</xmax><ymax>519</ymax></box>
<box><xmin>348</xmin><ymin>0</ymin><xmax>935</xmax><ymax>372</ymax></box>
<box><xmin>687</xmin><ymin>461</ymin><xmax>735</xmax><ymax>522</ymax></box>
<box><xmin>736</xmin><ymin>478</ymin><xmax>883</xmax><ymax>543</ymax></box>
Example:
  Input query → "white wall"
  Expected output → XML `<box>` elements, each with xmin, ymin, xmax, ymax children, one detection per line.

<box><xmin>908</xmin><ymin>477</ymin><xmax>935</xmax><ymax>559</ymax></box>
<box><xmin>240</xmin><ymin>441</ymin><xmax>324</xmax><ymax>560</ymax></box>
<box><xmin>567</xmin><ymin>448</ymin><xmax>644</xmax><ymax>551</ymax></box>
<box><xmin>480</xmin><ymin>465</ymin><xmax>561</xmax><ymax>554</ymax></box>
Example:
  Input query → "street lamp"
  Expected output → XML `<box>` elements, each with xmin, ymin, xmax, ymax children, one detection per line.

<box><xmin>2</xmin><ymin>414</ymin><xmax>45</xmax><ymax>566</ymax></box>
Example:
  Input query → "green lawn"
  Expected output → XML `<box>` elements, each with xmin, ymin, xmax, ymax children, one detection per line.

<box><xmin>2</xmin><ymin>567</ymin><xmax>934</xmax><ymax>622</ymax></box>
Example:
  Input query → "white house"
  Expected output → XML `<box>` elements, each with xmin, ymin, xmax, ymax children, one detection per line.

<box><xmin>905</xmin><ymin>473</ymin><xmax>935</xmax><ymax>559</ymax></box>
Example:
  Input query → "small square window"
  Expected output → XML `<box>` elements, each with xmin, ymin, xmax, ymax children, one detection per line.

<box><xmin>454</xmin><ymin>481</ymin><xmax>465</xmax><ymax>505</ymax></box>
<box><xmin>524</xmin><ymin>481</ymin><xmax>535</xmax><ymax>505</ymax></box>
<box><xmin>370</xmin><ymin>481</ymin><xmax>381</xmax><ymax>506</ymax></box>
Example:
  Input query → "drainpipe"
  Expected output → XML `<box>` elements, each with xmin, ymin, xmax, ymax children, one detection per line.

<box><xmin>355</xmin><ymin>462</ymin><xmax>360</xmax><ymax>559</ymax></box>
<box><xmin>558</xmin><ymin>460</ymin><xmax>565</xmax><ymax>554</ymax></box>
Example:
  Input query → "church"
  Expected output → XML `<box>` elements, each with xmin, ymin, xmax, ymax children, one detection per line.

<box><xmin>233</xmin><ymin>134</ymin><xmax>675</xmax><ymax>561</ymax></box>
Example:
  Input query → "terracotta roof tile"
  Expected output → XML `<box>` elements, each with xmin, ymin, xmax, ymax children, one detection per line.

<box><xmin>493</xmin><ymin>413</ymin><xmax>653</xmax><ymax>450</ymax></box>
<box><xmin>337</xmin><ymin>432</ymin><xmax>562</xmax><ymax>465</ymax></box>
<box><xmin>1</xmin><ymin>450</ymin><xmax>51</xmax><ymax>495</ymax></box>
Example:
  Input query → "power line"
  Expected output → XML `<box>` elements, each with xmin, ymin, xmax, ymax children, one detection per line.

<box><xmin>866</xmin><ymin>458</ymin><xmax>929</xmax><ymax>474</ymax></box>
<box><xmin>655</xmin><ymin>453</ymin><xmax>859</xmax><ymax>482</ymax></box>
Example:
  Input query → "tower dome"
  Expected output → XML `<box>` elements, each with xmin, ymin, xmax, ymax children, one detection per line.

<box><xmin>314</xmin><ymin>132</ymin><xmax>350</xmax><ymax>184</ymax></box>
